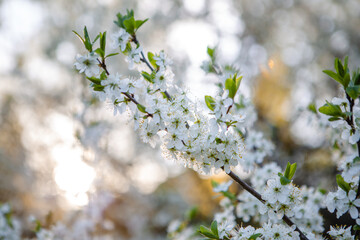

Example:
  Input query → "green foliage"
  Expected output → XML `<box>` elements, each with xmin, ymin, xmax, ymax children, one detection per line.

<box><xmin>307</xmin><ymin>103</ymin><xmax>317</xmax><ymax>114</ymax></box>
<box><xmin>147</xmin><ymin>52</ymin><xmax>158</xmax><ymax>69</ymax></box>
<box><xmin>278</xmin><ymin>162</ymin><xmax>297</xmax><ymax>185</ymax></box>
<box><xmin>336</xmin><ymin>174</ymin><xmax>350</xmax><ymax>193</ymax></box>
<box><xmin>73</xmin><ymin>26</ymin><xmax>96</xmax><ymax>52</ymax></box>
<box><xmin>137</xmin><ymin>104</ymin><xmax>147</xmax><ymax>113</ymax></box>
<box><xmin>225</xmin><ymin>73</ymin><xmax>242</xmax><ymax>99</ymax></box>
<box><xmin>249</xmin><ymin>233</ymin><xmax>262</xmax><ymax>239</ymax></box>
<box><xmin>207</xmin><ymin>47</ymin><xmax>216</xmax><ymax>61</ymax></box>
<box><xmin>198</xmin><ymin>220</ymin><xmax>219</xmax><ymax>239</ymax></box>
<box><xmin>141</xmin><ymin>71</ymin><xmax>154</xmax><ymax>83</ymax></box>
<box><xmin>318</xmin><ymin>101</ymin><xmax>345</xmax><ymax>118</ymax></box>
<box><xmin>114</xmin><ymin>9</ymin><xmax>148</xmax><ymax>35</ymax></box>
<box><xmin>323</xmin><ymin>57</ymin><xmax>360</xmax><ymax>101</ymax></box>
<box><xmin>185</xmin><ymin>206</ymin><xmax>198</xmax><ymax>222</ymax></box>
<box><xmin>205</xmin><ymin>95</ymin><xmax>216</xmax><ymax>111</ymax></box>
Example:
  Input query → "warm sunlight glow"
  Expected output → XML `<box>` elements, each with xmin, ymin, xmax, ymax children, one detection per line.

<box><xmin>53</xmin><ymin>146</ymin><xmax>96</xmax><ymax>206</ymax></box>
<box><xmin>268</xmin><ymin>59</ymin><xmax>275</xmax><ymax>69</ymax></box>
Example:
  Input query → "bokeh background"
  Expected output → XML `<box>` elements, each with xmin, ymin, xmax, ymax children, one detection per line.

<box><xmin>0</xmin><ymin>0</ymin><xmax>360</xmax><ymax>238</ymax></box>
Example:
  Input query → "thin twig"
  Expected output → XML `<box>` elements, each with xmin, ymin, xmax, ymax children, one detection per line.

<box><xmin>227</xmin><ymin>170</ymin><xmax>309</xmax><ymax>240</ymax></box>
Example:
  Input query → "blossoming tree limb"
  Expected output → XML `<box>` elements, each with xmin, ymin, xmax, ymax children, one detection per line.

<box><xmin>71</xmin><ymin>9</ymin><xmax>360</xmax><ymax>240</ymax></box>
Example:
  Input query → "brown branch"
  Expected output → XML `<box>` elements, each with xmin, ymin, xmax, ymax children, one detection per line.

<box><xmin>226</xmin><ymin>170</ymin><xmax>309</xmax><ymax>240</ymax></box>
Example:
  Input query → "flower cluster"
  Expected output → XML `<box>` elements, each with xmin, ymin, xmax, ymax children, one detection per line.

<box><xmin>328</xmin><ymin>97</ymin><xmax>360</xmax><ymax>145</ymax></box>
<box><xmin>73</xmin><ymin>12</ymin><xmax>360</xmax><ymax>240</ymax></box>
<box><xmin>0</xmin><ymin>203</ymin><xmax>21</xmax><ymax>240</ymax></box>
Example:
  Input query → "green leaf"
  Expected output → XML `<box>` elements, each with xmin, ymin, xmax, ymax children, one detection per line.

<box><xmin>353</xmin><ymin>156</ymin><xmax>360</xmax><ymax>163</ymax></box>
<box><xmin>307</xmin><ymin>103</ymin><xmax>317</xmax><ymax>114</ymax></box>
<box><xmin>207</xmin><ymin>47</ymin><xmax>216</xmax><ymax>60</ymax></box>
<box><xmin>280</xmin><ymin>176</ymin><xmax>291</xmax><ymax>185</ymax></box>
<box><xmin>323</xmin><ymin>70</ymin><xmax>343</xmax><ymax>86</ymax></box>
<box><xmin>288</xmin><ymin>163</ymin><xmax>297</xmax><ymax>180</ymax></box>
<box><xmin>141</xmin><ymin>71</ymin><xmax>154</xmax><ymax>83</ymax></box>
<box><xmin>137</xmin><ymin>104</ymin><xmax>147</xmax><ymax>113</ymax></box>
<box><xmin>92</xmin><ymin>34</ymin><xmax>100</xmax><ymax>45</ymax></box>
<box><xmin>86</xmin><ymin>76</ymin><xmax>101</xmax><ymax>85</ymax></box>
<box><xmin>225</xmin><ymin>73</ymin><xmax>242</xmax><ymax>99</ymax></box>
<box><xmin>205</xmin><ymin>95</ymin><xmax>216</xmax><ymax>111</ymax></box>
<box><xmin>100</xmin><ymin>71</ymin><xmax>107</xmax><ymax>80</ymax></box>
<box><xmin>147</xmin><ymin>52</ymin><xmax>157</xmax><ymax>68</ymax></box>
<box><xmin>185</xmin><ymin>206</ymin><xmax>198</xmax><ymax>221</ymax></box>
<box><xmin>114</xmin><ymin>9</ymin><xmax>134</xmax><ymax>29</ymax></box>
<box><xmin>211</xmin><ymin>180</ymin><xmax>219</xmax><ymax>188</ymax></box>
<box><xmin>83</xmin><ymin>26</ymin><xmax>93</xmax><ymax>52</ymax></box>
<box><xmin>225</xmin><ymin>77</ymin><xmax>236</xmax><ymax>99</ymax></box>
<box><xmin>73</xmin><ymin>30</ymin><xmax>85</xmax><ymax>44</ymax></box>
<box><xmin>210</xmin><ymin>221</ymin><xmax>219</xmax><ymax>238</ymax></box>
<box><xmin>198</xmin><ymin>226</ymin><xmax>218</xmax><ymax>239</ymax></box>
<box><xmin>354</xmin><ymin>225</ymin><xmax>360</xmax><ymax>231</ymax></box>
<box><xmin>318</xmin><ymin>101</ymin><xmax>344</xmax><ymax>117</ymax></box>
<box><xmin>278</xmin><ymin>173</ymin><xmax>291</xmax><ymax>185</ymax></box>
<box><xmin>284</xmin><ymin>162</ymin><xmax>291</xmax><ymax>179</ymax></box>
<box><xmin>318</xmin><ymin>188</ymin><xmax>327</xmax><ymax>194</ymax></box>
<box><xmin>346</xmin><ymin>85</ymin><xmax>360</xmax><ymax>100</ymax></box>
<box><xmin>123</xmin><ymin>16</ymin><xmax>136</xmax><ymax>34</ymax></box>
<box><xmin>328</xmin><ymin>117</ymin><xmax>341</xmax><ymax>121</ymax></box>
<box><xmin>352</xmin><ymin>69</ymin><xmax>360</xmax><ymax>85</ymax></box>
<box><xmin>34</xmin><ymin>220</ymin><xmax>42</xmax><ymax>232</ymax></box>
<box><xmin>135</xmin><ymin>19</ymin><xmax>148</xmax><ymax>30</ymax></box>
<box><xmin>100</xmin><ymin>32</ymin><xmax>106</xmax><ymax>53</ymax></box>
<box><xmin>105</xmin><ymin>52</ymin><xmax>119</xmax><ymax>58</ymax></box>
<box><xmin>343</xmin><ymin>72</ymin><xmax>350</xmax><ymax>88</ymax></box>
<box><xmin>93</xmin><ymin>85</ymin><xmax>105</xmax><ymax>92</ymax></box>
<box><xmin>335</xmin><ymin>58</ymin><xmax>345</xmax><ymax>77</ymax></box>
<box><xmin>336</xmin><ymin>174</ymin><xmax>350</xmax><ymax>193</ymax></box>
<box><xmin>343</xmin><ymin>56</ymin><xmax>349</xmax><ymax>74</ymax></box>
<box><xmin>249</xmin><ymin>233</ymin><xmax>262</xmax><ymax>239</ymax></box>
<box><xmin>222</xmin><ymin>191</ymin><xmax>236</xmax><ymax>201</ymax></box>
<box><xmin>94</xmin><ymin>48</ymin><xmax>105</xmax><ymax>58</ymax></box>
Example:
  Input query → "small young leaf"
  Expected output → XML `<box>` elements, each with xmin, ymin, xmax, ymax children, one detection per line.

<box><xmin>210</xmin><ymin>221</ymin><xmax>219</xmax><ymax>238</ymax></box>
<box><xmin>94</xmin><ymin>48</ymin><xmax>105</xmax><ymax>58</ymax></box>
<box><xmin>328</xmin><ymin>117</ymin><xmax>341</xmax><ymax>121</ymax></box>
<box><xmin>318</xmin><ymin>101</ymin><xmax>344</xmax><ymax>117</ymax></box>
<box><xmin>346</xmin><ymin>85</ymin><xmax>360</xmax><ymax>100</ymax></box>
<box><xmin>72</xmin><ymin>30</ymin><xmax>85</xmax><ymax>44</ymax></box>
<box><xmin>137</xmin><ymin>104</ymin><xmax>147</xmax><ymax>113</ymax></box>
<box><xmin>135</xmin><ymin>18</ymin><xmax>148</xmax><ymax>30</ymax></box>
<box><xmin>336</xmin><ymin>174</ymin><xmax>350</xmax><ymax>193</ymax></box>
<box><xmin>207</xmin><ymin>47</ymin><xmax>215</xmax><ymax>60</ymax></box>
<box><xmin>307</xmin><ymin>103</ymin><xmax>317</xmax><ymax>114</ymax></box>
<box><xmin>211</xmin><ymin>180</ymin><xmax>219</xmax><ymax>188</ymax></box>
<box><xmin>123</xmin><ymin>16</ymin><xmax>136</xmax><ymax>34</ymax></box>
<box><xmin>141</xmin><ymin>71</ymin><xmax>154</xmax><ymax>83</ymax></box>
<box><xmin>147</xmin><ymin>52</ymin><xmax>157</xmax><ymax>68</ymax></box>
<box><xmin>205</xmin><ymin>96</ymin><xmax>216</xmax><ymax>111</ymax></box>
<box><xmin>284</xmin><ymin>162</ymin><xmax>291</xmax><ymax>179</ymax></box>
<box><xmin>100</xmin><ymin>32</ymin><xmax>106</xmax><ymax>53</ymax></box>
<box><xmin>249</xmin><ymin>233</ymin><xmax>262</xmax><ymax>239</ymax></box>
<box><xmin>83</xmin><ymin>26</ymin><xmax>93</xmax><ymax>52</ymax></box>
<box><xmin>86</xmin><ymin>76</ymin><xmax>101</xmax><ymax>85</ymax></box>
<box><xmin>280</xmin><ymin>176</ymin><xmax>291</xmax><ymax>185</ymax></box>
<box><xmin>288</xmin><ymin>163</ymin><xmax>297</xmax><ymax>180</ymax></box>
<box><xmin>343</xmin><ymin>72</ymin><xmax>350</xmax><ymax>88</ymax></box>
<box><xmin>323</xmin><ymin>70</ymin><xmax>343</xmax><ymax>86</ymax></box>
<box><xmin>185</xmin><ymin>206</ymin><xmax>198</xmax><ymax>221</ymax></box>
<box><xmin>92</xmin><ymin>34</ymin><xmax>100</xmax><ymax>45</ymax></box>
<box><xmin>93</xmin><ymin>85</ymin><xmax>105</xmax><ymax>92</ymax></box>
<box><xmin>198</xmin><ymin>226</ymin><xmax>218</xmax><ymax>239</ymax></box>
<box><xmin>105</xmin><ymin>52</ymin><xmax>119</xmax><ymax>58</ymax></box>
<box><xmin>225</xmin><ymin>77</ymin><xmax>236</xmax><ymax>99</ymax></box>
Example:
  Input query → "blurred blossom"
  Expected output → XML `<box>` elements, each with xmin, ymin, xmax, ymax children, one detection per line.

<box><xmin>330</xmin><ymin>31</ymin><xmax>349</xmax><ymax>53</ymax></box>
